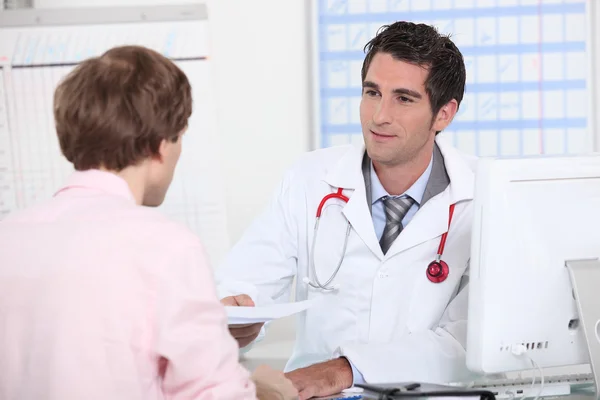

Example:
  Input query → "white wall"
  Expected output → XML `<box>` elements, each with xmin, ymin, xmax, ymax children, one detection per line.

<box><xmin>206</xmin><ymin>0</ymin><xmax>311</xmax><ymax>242</ymax></box>
<box><xmin>32</xmin><ymin>0</ymin><xmax>308</xmax><ymax>367</ymax></box>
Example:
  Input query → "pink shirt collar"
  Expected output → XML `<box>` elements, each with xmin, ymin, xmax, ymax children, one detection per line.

<box><xmin>54</xmin><ymin>169</ymin><xmax>136</xmax><ymax>203</ymax></box>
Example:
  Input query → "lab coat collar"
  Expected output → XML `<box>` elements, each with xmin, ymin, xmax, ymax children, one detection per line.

<box><xmin>436</xmin><ymin>135</ymin><xmax>475</xmax><ymax>204</ymax></box>
<box><xmin>321</xmin><ymin>136</ymin><xmax>475</xmax><ymax>260</ymax></box>
<box><xmin>323</xmin><ymin>143</ymin><xmax>381</xmax><ymax>258</ymax></box>
<box><xmin>323</xmin><ymin>143</ymin><xmax>366</xmax><ymax>190</ymax></box>
<box><xmin>54</xmin><ymin>169</ymin><xmax>136</xmax><ymax>203</ymax></box>
<box><xmin>322</xmin><ymin>137</ymin><xmax>475</xmax><ymax>202</ymax></box>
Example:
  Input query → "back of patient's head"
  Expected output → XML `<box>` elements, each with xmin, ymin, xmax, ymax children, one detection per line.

<box><xmin>53</xmin><ymin>45</ymin><xmax>192</xmax><ymax>172</ymax></box>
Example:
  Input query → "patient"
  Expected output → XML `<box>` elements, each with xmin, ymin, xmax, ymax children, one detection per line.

<box><xmin>0</xmin><ymin>45</ymin><xmax>296</xmax><ymax>400</ymax></box>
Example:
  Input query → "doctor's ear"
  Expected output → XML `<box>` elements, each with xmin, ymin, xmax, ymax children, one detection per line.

<box><xmin>431</xmin><ymin>99</ymin><xmax>458</xmax><ymax>132</ymax></box>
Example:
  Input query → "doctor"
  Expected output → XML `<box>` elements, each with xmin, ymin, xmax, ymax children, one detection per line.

<box><xmin>217</xmin><ymin>21</ymin><xmax>476</xmax><ymax>399</ymax></box>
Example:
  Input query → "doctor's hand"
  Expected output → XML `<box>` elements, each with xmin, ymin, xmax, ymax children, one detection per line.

<box><xmin>221</xmin><ymin>294</ymin><xmax>264</xmax><ymax>348</ymax></box>
<box><xmin>285</xmin><ymin>357</ymin><xmax>353</xmax><ymax>400</ymax></box>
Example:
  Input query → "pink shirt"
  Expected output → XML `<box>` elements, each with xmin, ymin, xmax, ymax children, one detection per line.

<box><xmin>0</xmin><ymin>170</ymin><xmax>256</xmax><ymax>400</ymax></box>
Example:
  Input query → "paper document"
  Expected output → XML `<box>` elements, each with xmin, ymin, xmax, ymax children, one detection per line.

<box><xmin>226</xmin><ymin>299</ymin><xmax>316</xmax><ymax>325</ymax></box>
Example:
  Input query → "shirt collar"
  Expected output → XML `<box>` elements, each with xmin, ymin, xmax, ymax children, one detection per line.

<box><xmin>370</xmin><ymin>155</ymin><xmax>434</xmax><ymax>206</ymax></box>
<box><xmin>54</xmin><ymin>169</ymin><xmax>136</xmax><ymax>202</ymax></box>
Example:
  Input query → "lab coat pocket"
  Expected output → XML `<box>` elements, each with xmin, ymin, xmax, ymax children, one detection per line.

<box><xmin>405</xmin><ymin>244</ymin><xmax>469</xmax><ymax>332</ymax></box>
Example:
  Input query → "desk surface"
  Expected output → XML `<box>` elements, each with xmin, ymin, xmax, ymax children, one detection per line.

<box><xmin>238</xmin><ymin>358</ymin><xmax>598</xmax><ymax>400</ymax></box>
<box><xmin>315</xmin><ymin>392</ymin><xmax>598</xmax><ymax>400</ymax></box>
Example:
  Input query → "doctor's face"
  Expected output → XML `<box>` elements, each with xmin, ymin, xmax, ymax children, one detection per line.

<box><xmin>360</xmin><ymin>52</ymin><xmax>453</xmax><ymax>167</ymax></box>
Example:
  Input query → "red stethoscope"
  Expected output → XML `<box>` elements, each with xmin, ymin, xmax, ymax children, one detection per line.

<box><xmin>427</xmin><ymin>203</ymin><xmax>456</xmax><ymax>283</ymax></box>
<box><xmin>303</xmin><ymin>188</ymin><xmax>455</xmax><ymax>291</ymax></box>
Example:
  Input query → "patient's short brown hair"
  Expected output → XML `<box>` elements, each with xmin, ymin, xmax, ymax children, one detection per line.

<box><xmin>54</xmin><ymin>45</ymin><xmax>192</xmax><ymax>171</ymax></box>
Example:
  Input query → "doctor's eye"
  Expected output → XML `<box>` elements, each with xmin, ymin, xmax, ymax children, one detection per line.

<box><xmin>398</xmin><ymin>96</ymin><xmax>413</xmax><ymax>103</ymax></box>
<box><xmin>363</xmin><ymin>89</ymin><xmax>380</xmax><ymax>98</ymax></box>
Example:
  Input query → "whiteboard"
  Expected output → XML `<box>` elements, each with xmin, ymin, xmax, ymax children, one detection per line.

<box><xmin>0</xmin><ymin>5</ymin><xmax>231</xmax><ymax>267</ymax></box>
<box><xmin>311</xmin><ymin>0</ymin><xmax>591</xmax><ymax>157</ymax></box>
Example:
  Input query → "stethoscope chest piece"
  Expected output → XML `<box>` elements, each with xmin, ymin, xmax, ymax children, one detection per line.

<box><xmin>426</xmin><ymin>260</ymin><xmax>449</xmax><ymax>283</ymax></box>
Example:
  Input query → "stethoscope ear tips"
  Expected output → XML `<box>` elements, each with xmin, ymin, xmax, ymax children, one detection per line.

<box><xmin>302</xmin><ymin>277</ymin><xmax>311</xmax><ymax>284</ymax></box>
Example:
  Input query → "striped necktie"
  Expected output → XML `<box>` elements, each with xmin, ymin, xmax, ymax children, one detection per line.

<box><xmin>379</xmin><ymin>196</ymin><xmax>415</xmax><ymax>254</ymax></box>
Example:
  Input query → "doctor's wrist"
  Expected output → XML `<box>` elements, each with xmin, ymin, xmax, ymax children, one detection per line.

<box><xmin>333</xmin><ymin>357</ymin><xmax>354</xmax><ymax>389</ymax></box>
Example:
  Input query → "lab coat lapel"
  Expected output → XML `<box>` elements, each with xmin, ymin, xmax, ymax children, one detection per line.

<box><xmin>323</xmin><ymin>145</ymin><xmax>384</xmax><ymax>260</ymax></box>
<box><xmin>386</xmin><ymin>191</ymin><xmax>451</xmax><ymax>257</ymax></box>
<box><xmin>384</xmin><ymin>136</ymin><xmax>475</xmax><ymax>258</ymax></box>
<box><xmin>421</xmin><ymin>143</ymin><xmax>450</xmax><ymax>206</ymax></box>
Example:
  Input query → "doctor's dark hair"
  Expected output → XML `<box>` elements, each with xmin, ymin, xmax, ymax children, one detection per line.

<box><xmin>361</xmin><ymin>21</ymin><xmax>466</xmax><ymax>118</ymax></box>
<box><xmin>54</xmin><ymin>45</ymin><xmax>192</xmax><ymax>171</ymax></box>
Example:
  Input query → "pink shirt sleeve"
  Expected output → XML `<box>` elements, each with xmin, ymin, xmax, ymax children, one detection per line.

<box><xmin>155</xmin><ymin>240</ymin><xmax>256</xmax><ymax>400</ymax></box>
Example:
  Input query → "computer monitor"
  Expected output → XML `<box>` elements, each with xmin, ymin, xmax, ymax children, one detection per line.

<box><xmin>466</xmin><ymin>154</ymin><xmax>600</xmax><ymax>394</ymax></box>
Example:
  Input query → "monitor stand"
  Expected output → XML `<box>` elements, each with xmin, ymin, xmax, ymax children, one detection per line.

<box><xmin>566</xmin><ymin>259</ymin><xmax>600</xmax><ymax>397</ymax></box>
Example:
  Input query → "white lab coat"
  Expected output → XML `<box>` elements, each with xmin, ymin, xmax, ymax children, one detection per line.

<box><xmin>216</xmin><ymin>136</ymin><xmax>478</xmax><ymax>384</ymax></box>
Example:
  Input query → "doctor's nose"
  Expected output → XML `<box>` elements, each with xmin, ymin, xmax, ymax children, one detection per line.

<box><xmin>372</xmin><ymin>100</ymin><xmax>393</xmax><ymax>126</ymax></box>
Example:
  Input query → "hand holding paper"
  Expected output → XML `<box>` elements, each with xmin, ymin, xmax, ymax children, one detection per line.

<box><xmin>222</xmin><ymin>295</ymin><xmax>317</xmax><ymax>348</ymax></box>
<box><xmin>221</xmin><ymin>294</ymin><xmax>263</xmax><ymax>348</ymax></box>
<box><xmin>226</xmin><ymin>299</ymin><xmax>317</xmax><ymax>325</ymax></box>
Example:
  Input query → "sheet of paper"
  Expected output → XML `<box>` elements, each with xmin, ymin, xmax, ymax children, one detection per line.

<box><xmin>226</xmin><ymin>299</ymin><xmax>317</xmax><ymax>325</ymax></box>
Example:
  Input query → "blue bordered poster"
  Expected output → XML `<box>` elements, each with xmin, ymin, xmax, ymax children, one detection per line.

<box><xmin>312</xmin><ymin>0</ymin><xmax>589</xmax><ymax>157</ymax></box>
